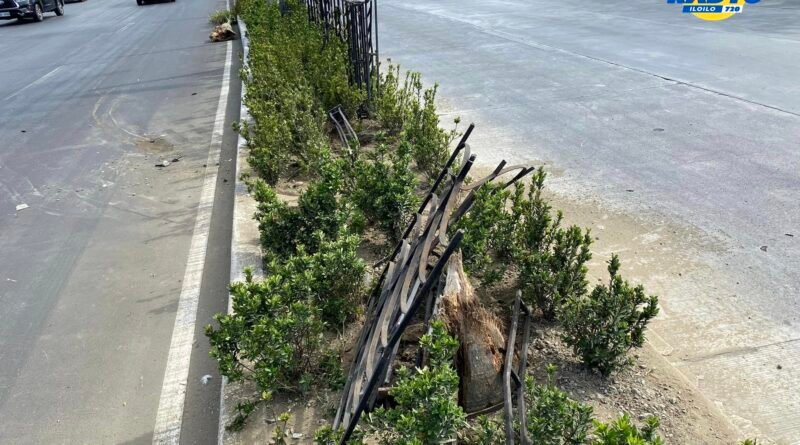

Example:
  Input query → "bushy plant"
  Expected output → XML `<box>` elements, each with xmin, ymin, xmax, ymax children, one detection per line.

<box><xmin>463</xmin><ymin>415</ymin><xmax>505</xmax><ymax>445</ymax></box>
<box><xmin>350</xmin><ymin>140</ymin><xmax>419</xmax><ymax>239</ymax></box>
<box><xmin>209</xmin><ymin>9</ymin><xmax>235</xmax><ymax>25</ymax></box>
<box><xmin>277</xmin><ymin>231</ymin><xmax>366</xmax><ymax>327</ymax></box>
<box><xmin>307</xmin><ymin>37</ymin><xmax>365</xmax><ymax>116</ymax></box>
<box><xmin>524</xmin><ymin>364</ymin><xmax>593</xmax><ymax>444</ymax></box>
<box><xmin>373</xmin><ymin>64</ymin><xmax>418</xmax><ymax>135</ymax></box>
<box><xmin>206</xmin><ymin>230</ymin><xmax>365</xmax><ymax>426</ymax></box>
<box><xmin>403</xmin><ymin>83</ymin><xmax>460</xmax><ymax>181</ymax></box>
<box><xmin>592</xmin><ymin>413</ymin><xmax>664</xmax><ymax>445</ymax></box>
<box><xmin>513</xmin><ymin>169</ymin><xmax>593</xmax><ymax>320</ymax></box>
<box><xmin>373</xmin><ymin>64</ymin><xmax>459</xmax><ymax>181</ymax></box>
<box><xmin>451</xmin><ymin>183</ymin><xmax>515</xmax><ymax>285</ymax></box>
<box><xmin>206</xmin><ymin>268</ymin><xmax>324</xmax><ymax>393</ymax></box>
<box><xmin>251</xmin><ymin>152</ymin><xmax>363</xmax><ymax>262</ymax></box>
<box><xmin>318</xmin><ymin>348</ymin><xmax>346</xmax><ymax>390</ymax></box>
<box><xmin>314</xmin><ymin>425</ymin><xmax>364</xmax><ymax>445</ymax></box>
<box><xmin>454</xmin><ymin>168</ymin><xmax>591</xmax><ymax>299</ymax></box>
<box><xmin>560</xmin><ymin>255</ymin><xmax>659</xmax><ymax>376</ymax></box>
<box><xmin>367</xmin><ymin>320</ymin><xmax>466</xmax><ymax>445</ymax></box>
<box><xmin>240</xmin><ymin>0</ymin><xmax>364</xmax><ymax>182</ymax></box>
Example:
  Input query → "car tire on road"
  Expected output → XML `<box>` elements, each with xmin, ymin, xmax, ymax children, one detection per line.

<box><xmin>32</xmin><ymin>2</ymin><xmax>43</xmax><ymax>21</ymax></box>
<box><xmin>55</xmin><ymin>0</ymin><xmax>64</xmax><ymax>16</ymax></box>
<box><xmin>136</xmin><ymin>0</ymin><xmax>143</xmax><ymax>4</ymax></box>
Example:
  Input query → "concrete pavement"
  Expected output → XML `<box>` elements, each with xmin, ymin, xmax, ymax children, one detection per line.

<box><xmin>379</xmin><ymin>0</ymin><xmax>800</xmax><ymax>442</ymax></box>
<box><xmin>0</xmin><ymin>0</ymin><xmax>238</xmax><ymax>442</ymax></box>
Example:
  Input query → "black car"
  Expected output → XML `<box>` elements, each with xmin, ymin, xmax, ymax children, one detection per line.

<box><xmin>0</xmin><ymin>0</ymin><xmax>64</xmax><ymax>22</ymax></box>
<box><xmin>137</xmin><ymin>0</ymin><xmax>174</xmax><ymax>5</ymax></box>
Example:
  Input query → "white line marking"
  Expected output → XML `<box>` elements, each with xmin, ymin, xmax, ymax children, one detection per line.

<box><xmin>152</xmin><ymin>38</ymin><xmax>233</xmax><ymax>445</ymax></box>
<box><xmin>4</xmin><ymin>66</ymin><xmax>63</xmax><ymax>101</ymax></box>
<box><xmin>117</xmin><ymin>22</ymin><xmax>135</xmax><ymax>34</ymax></box>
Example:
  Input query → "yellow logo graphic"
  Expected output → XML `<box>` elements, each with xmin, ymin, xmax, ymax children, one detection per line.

<box><xmin>668</xmin><ymin>0</ymin><xmax>760</xmax><ymax>22</ymax></box>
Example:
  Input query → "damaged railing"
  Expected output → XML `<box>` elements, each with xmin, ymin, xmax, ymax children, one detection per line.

<box><xmin>329</xmin><ymin>116</ymin><xmax>537</xmax><ymax>443</ymax></box>
<box><xmin>503</xmin><ymin>291</ymin><xmax>534</xmax><ymax>445</ymax></box>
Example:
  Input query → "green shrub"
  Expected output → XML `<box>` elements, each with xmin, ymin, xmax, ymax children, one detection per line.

<box><xmin>226</xmin><ymin>400</ymin><xmax>257</xmax><ymax>432</ymax></box>
<box><xmin>209</xmin><ymin>9</ymin><xmax>235</xmax><ymax>25</ymax></box>
<box><xmin>206</xmin><ymin>267</ymin><xmax>324</xmax><ymax>393</ymax></box>
<box><xmin>592</xmin><ymin>413</ymin><xmax>664</xmax><ymax>445</ymax></box>
<box><xmin>373</xmin><ymin>64</ymin><xmax>458</xmax><ymax>181</ymax></box>
<box><xmin>454</xmin><ymin>168</ymin><xmax>591</xmax><ymax>298</ymax></box>
<box><xmin>367</xmin><ymin>320</ymin><xmax>466</xmax><ymax>444</ymax></box>
<box><xmin>463</xmin><ymin>415</ymin><xmax>505</xmax><ymax>445</ymax></box>
<box><xmin>251</xmin><ymin>153</ymin><xmax>363</xmax><ymax>262</ymax></box>
<box><xmin>351</xmin><ymin>140</ymin><xmax>419</xmax><ymax>239</ymax></box>
<box><xmin>318</xmin><ymin>349</ymin><xmax>346</xmax><ymax>390</ymax></box>
<box><xmin>374</xmin><ymin>64</ymin><xmax>418</xmax><ymax>135</ymax></box>
<box><xmin>512</xmin><ymin>168</ymin><xmax>593</xmax><ymax>320</ymax></box>
<box><xmin>314</xmin><ymin>425</ymin><xmax>364</xmax><ymax>445</ymax></box>
<box><xmin>525</xmin><ymin>365</ymin><xmax>593</xmax><ymax>444</ymax></box>
<box><xmin>403</xmin><ymin>84</ymin><xmax>460</xmax><ymax>181</ymax></box>
<box><xmin>451</xmin><ymin>183</ymin><xmax>515</xmax><ymax>285</ymax></box>
<box><xmin>205</xmin><ymin>230</ymin><xmax>365</xmax><ymax>427</ymax></box>
<box><xmin>277</xmin><ymin>232</ymin><xmax>366</xmax><ymax>327</ymax></box>
<box><xmin>560</xmin><ymin>255</ymin><xmax>659</xmax><ymax>376</ymax></box>
<box><xmin>307</xmin><ymin>37</ymin><xmax>365</xmax><ymax>117</ymax></box>
<box><xmin>240</xmin><ymin>0</ymin><xmax>364</xmax><ymax>182</ymax></box>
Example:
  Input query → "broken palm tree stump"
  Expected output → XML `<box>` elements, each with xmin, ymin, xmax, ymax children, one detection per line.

<box><xmin>332</xmin><ymin>122</ymin><xmax>536</xmax><ymax>444</ymax></box>
<box><xmin>210</xmin><ymin>22</ymin><xmax>236</xmax><ymax>42</ymax></box>
<box><xmin>440</xmin><ymin>251</ymin><xmax>506</xmax><ymax>414</ymax></box>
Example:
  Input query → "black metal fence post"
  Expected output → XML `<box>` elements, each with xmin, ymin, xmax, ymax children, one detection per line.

<box><xmin>305</xmin><ymin>0</ymin><xmax>377</xmax><ymax>111</ymax></box>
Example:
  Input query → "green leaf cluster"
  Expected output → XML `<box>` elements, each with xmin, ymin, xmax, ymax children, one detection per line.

<box><xmin>453</xmin><ymin>168</ymin><xmax>592</xmax><ymax>308</ymax></box>
<box><xmin>209</xmin><ymin>9</ymin><xmax>235</xmax><ymax>25</ymax></box>
<box><xmin>350</xmin><ymin>139</ymin><xmax>420</xmax><ymax>238</ymax></box>
<box><xmin>250</xmin><ymin>151</ymin><xmax>364</xmax><ymax>262</ymax></box>
<box><xmin>239</xmin><ymin>0</ymin><xmax>363</xmax><ymax>182</ymax></box>
<box><xmin>205</xmin><ymin>229</ymin><xmax>366</xmax><ymax>427</ymax></box>
<box><xmin>366</xmin><ymin>320</ymin><xmax>466</xmax><ymax>445</ymax></box>
<box><xmin>451</xmin><ymin>182</ymin><xmax>515</xmax><ymax>286</ymax></box>
<box><xmin>524</xmin><ymin>365</ymin><xmax>594</xmax><ymax>445</ymax></box>
<box><xmin>593</xmin><ymin>413</ymin><xmax>664</xmax><ymax>445</ymax></box>
<box><xmin>560</xmin><ymin>255</ymin><xmax>660</xmax><ymax>376</ymax></box>
<box><xmin>512</xmin><ymin>169</ymin><xmax>593</xmax><ymax>320</ymax></box>
<box><xmin>374</xmin><ymin>64</ymin><xmax>460</xmax><ymax>181</ymax></box>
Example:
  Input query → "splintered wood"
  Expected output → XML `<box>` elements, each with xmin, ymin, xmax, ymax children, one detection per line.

<box><xmin>441</xmin><ymin>252</ymin><xmax>507</xmax><ymax>413</ymax></box>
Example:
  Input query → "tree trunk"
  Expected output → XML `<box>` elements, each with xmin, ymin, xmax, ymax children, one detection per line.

<box><xmin>440</xmin><ymin>252</ymin><xmax>507</xmax><ymax>414</ymax></box>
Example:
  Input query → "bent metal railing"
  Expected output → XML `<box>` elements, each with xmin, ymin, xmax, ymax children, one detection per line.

<box><xmin>332</xmin><ymin>123</ymin><xmax>536</xmax><ymax>443</ymax></box>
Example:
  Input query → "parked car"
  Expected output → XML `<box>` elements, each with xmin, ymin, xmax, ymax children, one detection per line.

<box><xmin>137</xmin><ymin>0</ymin><xmax>174</xmax><ymax>5</ymax></box>
<box><xmin>0</xmin><ymin>0</ymin><xmax>64</xmax><ymax>22</ymax></box>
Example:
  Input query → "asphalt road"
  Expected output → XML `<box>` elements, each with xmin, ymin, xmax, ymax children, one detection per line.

<box><xmin>0</xmin><ymin>0</ymin><xmax>238</xmax><ymax>443</ymax></box>
<box><xmin>380</xmin><ymin>0</ymin><xmax>800</xmax><ymax>443</ymax></box>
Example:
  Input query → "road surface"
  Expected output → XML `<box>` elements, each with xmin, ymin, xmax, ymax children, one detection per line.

<box><xmin>379</xmin><ymin>0</ymin><xmax>800</xmax><ymax>442</ymax></box>
<box><xmin>0</xmin><ymin>0</ymin><xmax>238</xmax><ymax>443</ymax></box>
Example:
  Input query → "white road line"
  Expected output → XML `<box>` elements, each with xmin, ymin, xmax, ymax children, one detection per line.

<box><xmin>117</xmin><ymin>22</ymin><xmax>135</xmax><ymax>34</ymax></box>
<box><xmin>152</xmin><ymin>38</ymin><xmax>233</xmax><ymax>445</ymax></box>
<box><xmin>4</xmin><ymin>66</ymin><xmax>63</xmax><ymax>101</ymax></box>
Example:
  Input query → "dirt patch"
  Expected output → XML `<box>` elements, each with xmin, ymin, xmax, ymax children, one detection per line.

<box><xmin>134</xmin><ymin>135</ymin><xmax>176</xmax><ymax>154</ymax></box>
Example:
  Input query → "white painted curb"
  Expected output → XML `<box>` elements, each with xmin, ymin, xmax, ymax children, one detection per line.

<box><xmin>217</xmin><ymin>16</ymin><xmax>263</xmax><ymax>445</ymax></box>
